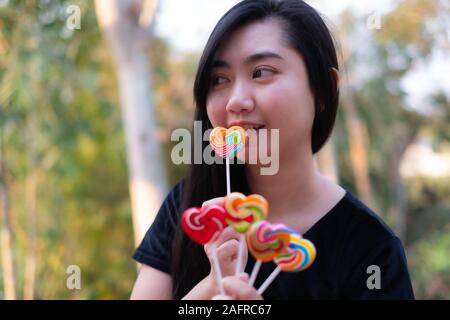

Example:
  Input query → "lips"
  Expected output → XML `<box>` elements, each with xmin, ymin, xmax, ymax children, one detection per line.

<box><xmin>242</xmin><ymin>124</ymin><xmax>265</xmax><ymax>131</ymax></box>
<box><xmin>228</xmin><ymin>122</ymin><xmax>265</xmax><ymax>131</ymax></box>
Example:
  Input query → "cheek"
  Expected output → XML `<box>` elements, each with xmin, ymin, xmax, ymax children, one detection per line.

<box><xmin>257</xmin><ymin>80</ymin><xmax>315</xmax><ymax>150</ymax></box>
<box><xmin>206</xmin><ymin>96</ymin><xmax>228</xmax><ymax>127</ymax></box>
<box><xmin>258</xmin><ymin>82</ymin><xmax>315</xmax><ymax>130</ymax></box>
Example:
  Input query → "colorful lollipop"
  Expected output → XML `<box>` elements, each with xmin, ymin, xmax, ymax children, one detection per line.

<box><xmin>247</xmin><ymin>221</ymin><xmax>291</xmax><ymax>261</ymax></box>
<box><xmin>275</xmin><ymin>234</ymin><xmax>316</xmax><ymax>272</ymax></box>
<box><xmin>224</xmin><ymin>192</ymin><xmax>269</xmax><ymax>276</ymax></box>
<box><xmin>210</xmin><ymin>126</ymin><xmax>247</xmax><ymax>159</ymax></box>
<box><xmin>224</xmin><ymin>192</ymin><xmax>269</xmax><ymax>233</ymax></box>
<box><xmin>181</xmin><ymin>204</ymin><xmax>228</xmax><ymax>294</ymax></box>
<box><xmin>208</xmin><ymin>127</ymin><xmax>250</xmax><ymax>277</ymax></box>
<box><xmin>257</xmin><ymin>233</ymin><xmax>317</xmax><ymax>295</ymax></box>
<box><xmin>209</xmin><ymin>126</ymin><xmax>247</xmax><ymax>195</ymax></box>
<box><xmin>181</xmin><ymin>204</ymin><xmax>227</xmax><ymax>245</ymax></box>
<box><xmin>246</xmin><ymin>220</ymin><xmax>293</xmax><ymax>285</ymax></box>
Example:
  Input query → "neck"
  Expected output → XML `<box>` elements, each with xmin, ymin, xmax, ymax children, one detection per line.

<box><xmin>245</xmin><ymin>148</ymin><xmax>323</xmax><ymax>218</ymax></box>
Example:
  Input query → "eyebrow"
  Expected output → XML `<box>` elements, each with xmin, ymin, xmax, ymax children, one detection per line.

<box><xmin>211</xmin><ymin>51</ymin><xmax>284</xmax><ymax>69</ymax></box>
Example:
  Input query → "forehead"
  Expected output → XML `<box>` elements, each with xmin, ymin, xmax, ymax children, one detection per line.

<box><xmin>214</xmin><ymin>18</ymin><xmax>289</xmax><ymax>61</ymax></box>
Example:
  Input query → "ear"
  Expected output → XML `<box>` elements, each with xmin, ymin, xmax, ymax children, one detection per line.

<box><xmin>330</xmin><ymin>67</ymin><xmax>340</xmax><ymax>90</ymax></box>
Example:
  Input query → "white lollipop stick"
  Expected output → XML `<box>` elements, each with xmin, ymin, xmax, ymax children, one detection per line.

<box><xmin>234</xmin><ymin>233</ymin><xmax>246</xmax><ymax>276</ymax></box>
<box><xmin>225</xmin><ymin>157</ymin><xmax>231</xmax><ymax>195</ymax></box>
<box><xmin>210</xmin><ymin>242</ymin><xmax>225</xmax><ymax>295</ymax></box>
<box><xmin>249</xmin><ymin>260</ymin><xmax>262</xmax><ymax>286</ymax></box>
<box><xmin>257</xmin><ymin>266</ymin><xmax>281</xmax><ymax>295</ymax></box>
<box><xmin>226</xmin><ymin>155</ymin><xmax>247</xmax><ymax>277</ymax></box>
<box><xmin>224</xmin><ymin>136</ymin><xmax>248</xmax><ymax>277</ymax></box>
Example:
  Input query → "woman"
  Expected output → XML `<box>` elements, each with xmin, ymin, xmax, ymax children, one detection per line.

<box><xmin>130</xmin><ymin>0</ymin><xmax>414</xmax><ymax>300</ymax></box>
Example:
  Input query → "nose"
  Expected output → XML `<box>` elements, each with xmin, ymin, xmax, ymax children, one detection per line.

<box><xmin>225</xmin><ymin>82</ymin><xmax>255</xmax><ymax>114</ymax></box>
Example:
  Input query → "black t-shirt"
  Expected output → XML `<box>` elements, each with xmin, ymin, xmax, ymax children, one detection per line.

<box><xmin>133</xmin><ymin>181</ymin><xmax>415</xmax><ymax>299</ymax></box>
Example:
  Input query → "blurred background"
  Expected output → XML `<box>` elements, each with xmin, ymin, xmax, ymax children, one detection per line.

<box><xmin>0</xmin><ymin>0</ymin><xmax>449</xmax><ymax>299</ymax></box>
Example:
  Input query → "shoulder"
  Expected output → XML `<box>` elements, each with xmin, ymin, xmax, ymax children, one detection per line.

<box><xmin>331</xmin><ymin>191</ymin><xmax>410</xmax><ymax>276</ymax></box>
<box><xmin>313</xmin><ymin>189</ymin><xmax>406</xmax><ymax>268</ymax></box>
<box><xmin>329</xmin><ymin>192</ymin><xmax>414</xmax><ymax>298</ymax></box>
<box><xmin>167</xmin><ymin>179</ymin><xmax>185</xmax><ymax>206</ymax></box>
<box><xmin>333</xmin><ymin>190</ymin><xmax>398</xmax><ymax>246</ymax></box>
<box><xmin>159</xmin><ymin>179</ymin><xmax>185</xmax><ymax>218</ymax></box>
<box><xmin>142</xmin><ymin>179</ymin><xmax>185</xmax><ymax>236</ymax></box>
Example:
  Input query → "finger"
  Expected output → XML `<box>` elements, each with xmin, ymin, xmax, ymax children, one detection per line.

<box><xmin>238</xmin><ymin>272</ymin><xmax>249</xmax><ymax>282</ymax></box>
<box><xmin>216</xmin><ymin>239</ymin><xmax>240</xmax><ymax>260</ymax></box>
<box><xmin>204</xmin><ymin>227</ymin><xmax>240</xmax><ymax>255</ymax></box>
<box><xmin>202</xmin><ymin>197</ymin><xmax>224</xmax><ymax>208</ymax></box>
<box><xmin>212</xmin><ymin>294</ymin><xmax>233</xmax><ymax>300</ymax></box>
<box><xmin>213</xmin><ymin>226</ymin><xmax>241</xmax><ymax>245</ymax></box>
<box><xmin>205</xmin><ymin>240</ymin><xmax>239</xmax><ymax>278</ymax></box>
<box><xmin>222</xmin><ymin>275</ymin><xmax>263</xmax><ymax>300</ymax></box>
<box><xmin>205</xmin><ymin>232</ymin><xmax>248</xmax><ymax>270</ymax></box>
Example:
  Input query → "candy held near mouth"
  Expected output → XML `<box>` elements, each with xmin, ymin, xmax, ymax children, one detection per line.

<box><xmin>210</xmin><ymin>126</ymin><xmax>247</xmax><ymax>158</ymax></box>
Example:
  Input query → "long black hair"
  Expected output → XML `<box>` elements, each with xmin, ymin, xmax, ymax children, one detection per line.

<box><xmin>171</xmin><ymin>0</ymin><xmax>339</xmax><ymax>299</ymax></box>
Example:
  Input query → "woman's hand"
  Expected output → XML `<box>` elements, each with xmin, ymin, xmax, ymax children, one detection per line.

<box><xmin>212</xmin><ymin>273</ymin><xmax>263</xmax><ymax>300</ymax></box>
<box><xmin>203</xmin><ymin>197</ymin><xmax>248</xmax><ymax>277</ymax></box>
<box><xmin>182</xmin><ymin>197</ymin><xmax>248</xmax><ymax>299</ymax></box>
<box><xmin>201</xmin><ymin>196</ymin><xmax>224</xmax><ymax>208</ymax></box>
<box><xmin>204</xmin><ymin>225</ymin><xmax>248</xmax><ymax>277</ymax></box>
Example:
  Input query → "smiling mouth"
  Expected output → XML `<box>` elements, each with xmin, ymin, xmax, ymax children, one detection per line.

<box><xmin>237</xmin><ymin>124</ymin><xmax>265</xmax><ymax>131</ymax></box>
<box><xmin>242</xmin><ymin>125</ymin><xmax>265</xmax><ymax>130</ymax></box>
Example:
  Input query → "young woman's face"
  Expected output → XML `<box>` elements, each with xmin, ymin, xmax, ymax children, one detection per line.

<box><xmin>206</xmin><ymin>18</ymin><xmax>316</xmax><ymax>162</ymax></box>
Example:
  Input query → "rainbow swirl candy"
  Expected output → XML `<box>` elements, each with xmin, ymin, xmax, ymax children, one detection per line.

<box><xmin>210</xmin><ymin>126</ymin><xmax>247</xmax><ymax>159</ymax></box>
<box><xmin>224</xmin><ymin>192</ymin><xmax>269</xmax><ymax>233</ymax></box>
<box><xmin>246</xmin><ymin>220</ymin><xmax>293</xmax><ymax>262</ymax></box>
<box><xmin>274</xmin><ymin>233</ymin><xmax>316</xmax><ymax>271</ymax></box>
<box><xmin>181</xmin><ymin>204</ymin><xmax>227</xmax><ymax>245</ymax></box>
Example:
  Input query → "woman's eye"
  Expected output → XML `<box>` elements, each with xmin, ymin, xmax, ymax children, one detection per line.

<box><xmin>253</xmin><ymin>68</ymin><xmax>275</xmax><ymax>78</ymax></box>
<box><xmin>211</xmin><ymin>75</ymin><xmax>228</xmax><ymax>86</ymax></box>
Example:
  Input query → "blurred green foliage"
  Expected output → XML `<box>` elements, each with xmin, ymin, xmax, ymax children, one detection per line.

<box><xmin>1</xmin><ymin>0</ymin><xmax>135</xmax><ymax>299</ymax></box>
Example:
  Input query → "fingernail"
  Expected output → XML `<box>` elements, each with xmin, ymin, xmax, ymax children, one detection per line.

<box><xmin>238</xmin><ymin>273</ymin><xmax>249</xmax><ymax>282</ymax></box>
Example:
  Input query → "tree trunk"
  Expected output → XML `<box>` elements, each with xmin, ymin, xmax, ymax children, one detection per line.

<box><xmin>0</xmin><ymin>115</ymin><xmax>16</xmax><ymax>300</ymax></box>
<box><xmin>23</xmin><ymin>170</ymin><xmax>37</xmax><ymax>300</ymax></box>
<box><xmin>315</xmin><ymin>135</ymin><xmax>339</xmax><ymax>183</ymax></box>
<box><xmin>342</xmin><ymin>87</ymin><xmax>376</xmax><ymax>210</ymax></box>
<box><xmin>95</xmin><ymin>0</ymin><xmax>168</xmax><ymax>247</ymax></box>
<box><xmin>388</xmin><ymin>122</ymin><xmax>420</xmax><ymax>241</ymax></box>
<box><xmin>23</xmin><ymin>118</ymin><xmax>38</xmax><ymax>300</ymax></box>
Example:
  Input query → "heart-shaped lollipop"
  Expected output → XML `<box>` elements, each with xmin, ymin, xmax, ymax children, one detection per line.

<box><xmin>274</xmin><ymin>234</ymin><xmax>316</xmax><ymax>271</ymax></box>
<box><xmin>181</xmin><ymin>204</ymin><xmax>227</xmax><ymax>245</ymax></box>
<box><xmin>246</xmin><ymin>220</ymin><xmax>293</xmax><ymax>262</ymax></box>
<box><xmin>210</xmin><ymin>126</ymin><xmax>247</xmax><ymax>159</ymax></box>
<box><xmin>224</xmin><ymin>192</ymin><xmax>269</xmax><ymax>233</ymax></box>
<box><xmin>257</xmin><ymin>233</ymin><xmax>317</xmax><ymax>294</ymax></box>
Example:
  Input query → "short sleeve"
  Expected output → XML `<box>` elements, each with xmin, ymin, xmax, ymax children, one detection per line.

<box><xmin>340</xmin><ymin>236</ymin><xmax>415</xmax><ymax>299</ymax></box>
<box><xmin>132</xmin><ymin>181</ymin><xmax>183</xmax><ymax>274</ymax></box>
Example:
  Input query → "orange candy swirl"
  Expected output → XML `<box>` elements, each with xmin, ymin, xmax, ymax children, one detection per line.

<box><xmin>224</xmin><ymin>192</ymin><xmax>268</xmax><ymax>233</ymax></box>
